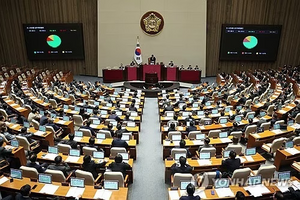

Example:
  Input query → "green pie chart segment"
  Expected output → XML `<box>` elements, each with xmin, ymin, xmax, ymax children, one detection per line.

<box><xmin>47</xmin><ymin>35</ymin><xmax>61</xmax><ymax>48</ymax></box>
<box><xmin>243</xmin><ymin>36</ymin><xmax>258</xmax><ymax>49</ymax></box>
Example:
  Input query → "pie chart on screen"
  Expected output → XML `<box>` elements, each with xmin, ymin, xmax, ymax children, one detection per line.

<box><xmin>47</xmin><ymin>35</ymin><xmax>61</xmax><ymax>48</ymax></box>
<box><xmin>243</xmin><ymin>36</ymin><xmax>258</xmax><ymax>49</ymax></box>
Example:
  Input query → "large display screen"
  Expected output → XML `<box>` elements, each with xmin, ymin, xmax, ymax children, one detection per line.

<box><xmin>219</xmin><ymin>24</ymin><xmax>282</xmax><ymax>61</ymax></box>
<box><xmin>23</xmin><ymin>23</ymin><xmax>85</xmax><ymax>60</ymax></box>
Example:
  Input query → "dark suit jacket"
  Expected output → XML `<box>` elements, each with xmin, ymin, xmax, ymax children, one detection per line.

<box><xmin>82</xmin><ymin>160</ymin><xmax>106</xmax><ymax>179</ymax></box>
<box><xmin>15</xmin><ymin>193</ymin><xmax>32</xmax><ymax>200</ymax></box>
<box><xmin>108</xmin><ymin>162</ymin><xmax>132</xmax><ymax>177</ymax></box>
<box><xmin>221</xmin><ymin>158</ymin><xmax>241</xmax><ymax>174</ymax></box>
<box><xmin>179</xmin><ymin>196</ymin><xmax>201</xmax><ymax>200</ymax></box>
<box><xmin>164</xmin><ymin>106</ymin><xmax>174</xmax><ymax>112</ymax></box>
<box><xmin>61</xmin><ymin>140</ymin><xmax>77</xmax><ymax>149</ymax></box>
<box><xmin>129</xmin><ymin>107</ymin><xmax>137</xmax><ymax>112</ymax></box>
<box><xmin>39</xmin><ymin>116</ymin><xmax>48</xmax><ymax>126</ymax></box>
<box><xmin>26</xmin><ymin>162</ymin><xmax>45</xmax><ymax>173</ymax></box>
<box><xmin>170</xmin><ymin>163</ymin><xmax>192</xmax><ymax>175</ymax></box>
<box><xmin>0</xmin><ymin>147</ymin><xmax>12</xmax><ymax>161</ymax></box>
<box><xmin>112</xmin><ymin>138</ymin><xmax>128</xmax><ymax>149</ymax></box>
<box><xmin>186</xmin><ymin>126</ymin><xmax>197</xmax><ymax>133</ymax></box>
<box><xmin>47</xmin><ymin>163</ymin><xmax>71</xmax><ymax>177</ymax></box>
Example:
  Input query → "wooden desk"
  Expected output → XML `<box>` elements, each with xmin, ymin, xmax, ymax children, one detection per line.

<box><xmin>63</xmin><ymin>136</ymin><xmax>137</xmax><ymax>160</ymax></box>
<box><xmin>54</xmin><ymin>118</ymin><xmax>75</xmax><ymax>134</ymax></box>
<box><xmin>164</xmin><ymin>153</ymin><xmax>266</xmax><ymax>183</ymax></box>
<box><xmin>4</xmin><ymin>98</ymin><xmax>29</xmax><ymax>118</ymax></box>
<box><xmin>274</xmin><ymin>145</ymin><xmax>300</xmax><ymax>170</ymax></box>
<box><xmin>247</xmin><ymin>126</ymin><xmax>295</xmax><ymax>148</ymax></box>
<box><xmin>0</xmin><ymin>176</ymin><xmax>128</xmax><ymax>200</ymax></box>
<box><xmin>275</xmin><ymin>102</ymin><xmax>297</xmax><ymax>119</ymax></box>
<box><xmin>4</xmin><ymin>146</ymin><xmax>27</xmax><ymax>166</ymax></box>
<box><xmin>162</xmin><ymin>137</ymin><xmax>232</xmax><ymax>159</ymax></box>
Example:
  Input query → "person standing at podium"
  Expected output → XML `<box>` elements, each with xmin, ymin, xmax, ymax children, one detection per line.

<box><xmin>149</xmin><ymin>55</ymin><xmax>156</xmax><ymax>65</ymax></box>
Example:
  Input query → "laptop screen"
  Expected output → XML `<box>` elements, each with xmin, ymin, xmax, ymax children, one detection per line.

<box><xmin>96</xmin><ymin>133</ymin><xmax>106</xmax><ymax>139</ymax></box>
<box><xmin>93</xmin><ymin>151</ymin><xmax>104</xmax><ymax>159</ymax></box>
<box><xmin>285</xmin><ymin>141</ymin><xmax>294</xmax><ymax>149</ymax></box>
<box><xmin>236</xmin><ymin>106</ymin><xmax>242</xmax><ymax>110</ymax></box>
<box><xmin>180</xmin><ymin>181</ymin><xmax>193</xmax><ymax>190</ymax></box>
<box><xmin>205</xmin><ymin>102</ymin><xmax>211</xmax><ymax>106</ymax></box>
<box><xmin>212</xmin><ymin>109</ymin><xmax>218</xmax><ymax>114</ymax></box>
<box><xmin>127</xmin><ymin>122</ymin><xmax>135</xmax><ymax>127</ymax></box>
<box><xmin>235</xmin><ymin>115</ymin><xmax>242</xmax><ymax>122</ymax></box>
<box><xmin>63</xmin><ymin>105</ymin><xmax>69</xmax><ymax>110</ymax></box>
<box><xmin>214</xmin><ymin>178</ymin><xmax>230</xmax><ymax>189</ymax></box>
<box><xmin>166</xmin><ymin>112</ymin><xmax>174</xmax><ymax>117</ymax></box>
<box><xmin>219</xmin><ymin>132</ymin><xmax>228</xmax><ymax>138</ymax></box>
<box><xmin>99</xmin><ymin>95</ymin><xmax>105</xmax><ymax>99</ymax></box>
<box><xmin>111</xmin><ymin>121</ymin><xmax>118</xmax><ymax>127</ymax></box>
<box><xmin>75</xmin><ymin>107</ymin><xmax>80</xmax><ymax>111</ymax></box>
<box><xmin>86</xmin><ymin>109</ymin><xmax>93</xmax><ymax>114</ymax></box>
<box><xmin>119</xmin><ymin>153</ymin><xmax>129</xmax><ymax>160</ymax></box>
<box><xmin>288</xmin><ymin>120</ymin><xmax>294</xmax><ymax>126</ymax></box>
<box><xmin>93</xmin><ymin>119</ymin><xmax>101</xmax><ymax>125</ymax></box>
<box><xmin>116</xmin><ymin>111</ymin><xmax>122</xmax><ymax>116</ymax></box>
<box><xmin>197</xmin><ymin>111</ymin><xmax>204</xmax><ymax>116</ymax></box>
<box><xmin>11</xmin><ymin>140</ymin><xmax>19</xmax><ymax>147</ymax></box>
<box><xmin>273</xmin><ymin>124</ymin><xmax>280</xmax><ymax>130</ymax></box>
<box><xmin>245</xmin><ymin>148</ymin><xmax>256</xmax><ymax>156</ymax></box>
<box><xmin>104</xmin><ymin>180</ymin><xmax>119</xmax><ymax>190</ymax></box>
<box><xmin>196</xmin><ymin>134</ymin><xmax>205</xmax><ymax>140</ymax></box>
<box><xmin>248</xmin><ymin>114</ymin><xmax>254</xmax><ymax>119</ymax></box>
<box><xmin>39</xmin><ymin>126</ymin><xmax>46</xmax><ymax>132</ymax></box>
<box><xmin>182</xmin><ymin>112</ymin><xmax>189</xmax><ymax>117</ymax></box>
<box><xmin>204</xmin><ymin>120</ymin><xmax>212</xmax><ymax>125</ymax></box>
<box><xmin>225</xmin><ymin>107</ymin><xmax>231</xmax><ymax>112</ymax></box>
<box><xmin>70</xmin><ymin>177</ymin><xmax>85</xmax><ymax>188</ymax></box>
<box><xmin>38</xmin><ymin>174</ymin><xmax>52</xmax><ymax>184</ymax></box>
<box><xmin>248</xmin><ymin>175</ymin><xmax>262</xmax><ymax>186</ymax></box>
<box><xmin>23</xmin><ymin>122</ymin><xmax>30</xmax><ymax>128</ymax></box>
<box><xmin>69</xmin><ymin>149</ymin><xmax>80</xmax><ymax>157</ymax></box>
<box><xmin>10</xmin><ymin>169</ymin><xmax>22</xmax><ymax>179</ymax></box>
<box><xmin>192</xmin><ymin>103</ymin><xmax>198</xmax><ymax>108</ymax></box>
<box><xmin>75</xmin><ymin>131</ymin><xmax>83</xmax><ymax>138</ymax></box>
<box><xmin>121</xmin><ymin>134</ymin><xmax>130</xmax><ymax>141</ymax></box>
<box><xmin>94</xmin><ymin>101</ymin><xmax>100</xmax><ymax>106</ymax></box>
<box><xmin>223</xmin><ymin>150</ymin><xmax>230</xmax><ymax>158</ymax></box>
<box><xmin>63</xmin><ymin>116</ymin><xmax>70</xmax><ymax>121</ymax></box>
<box><xmin>172</xmin><ymin>135</ymin><xmax>181</xmax><ymax>141</ymax></box>
<box><xmin>220</xmin><ymin>118</ymin><xmax>227</xmax><ymax>124</ymax></box>
<box><xmin>278</xmin><ymin>171</ymin><xmax>290</xmax><ymax>181</ymax></box>
<box><xmin>48</xmin><ymin>146</ymin><xmax>58</xmax><ymax>154</ymax></box>
<box><xmin>200</xmin><ymin>152</ymin><xmax>211</xmax><ymax>160</ymax></box>
<box><xmin>100</xmin><ymin>110</ymin><xmax>108</xmax><ymax>115</ymax></box>
<box><xmin>174</xmin><ymin>153</ymin><xmax>186</xmax><ymax>160</ymax></box>
<box><xmin>131</xmin><ymin>112</ymin><xmax>138</xmax><ymax>117</ymax></box>
<box><xmin>40</xmin><ymin>110</ymin><xmax>45</xmax><ymax>116</ymax></box>
<box><xmin>260</xmin><ymin>112</ymin><xmax>266</xmax><ymax>117</ymax></box>
<box><xmin>10</xmin><ymin>118</ymin><xmax>16</xmax><ymax>124</ymax></box>
<box><xmin>106</xmin><ymin>103</ymin><xmax>112</xmax><ymax>107</ymax></box>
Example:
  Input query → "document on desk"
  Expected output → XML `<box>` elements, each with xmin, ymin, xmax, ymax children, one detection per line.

<box><xmin>173</xmin><ymin>141</ymin><xmax>180</xmax><ymax>146</ymax></box>
<box><xmin>220</xmin><ymin>138</ymin><xmax>232</xmax><ymax>143</ymax></box>
<box><xmin>244</xmin><ymin>184</ymin><xmax>270</xmax><ymax>197</ymax></box>
<box><xmin>179</xmin><ymin>190</ymin><xmax>187</xmax><ymax>196</ymax></box>
<box><xmin>237</xmin><ymin>157</ymin><xmax>246</xmax><ymax>163</ymax></box>
<box><xmin>65</xmin><ymin>156</ymin><xmax>80</xmax><ymax>163</ymax></box>
<box><xmin>198</xmin><ymin>160</ymin><xmax>212</xmax><ymax>166</ymax></box>
<box><xmin>245</xmin><ymin>156</ymin><xmax>254</xmax><ymax>162</ymax></box>
<box><xmin>11</xmin><ymin>124</ymin><xmax>19</xmax><ymax>129</ymax></box>
<box><xmin>34</xmin><ymin>131</ymin><xmax>45</xmax><ymax>136</ymax></box>
<box><xmin>292</xmin><ymin>180</ymin><xmax>300</xmax><ymax>190</ymax></box>
<box><xmin>199</xmin><ymin>126</ymin><xmax>205</xmax><ymax>129</ymax></box>
<box><xmin>57</xmin><ymin>120</ymin><xmax>65</xmax><ymax>124</ymax></box>
<box><xmin>215</xmin><ymin>188</ymin><xmax>234</xmax><ymax>197</ymax></box>
<box><xmin>66</xmin><ymin>187</ymin><xmax>85</xmax><ymax>197</ymax></box>
<box><xmin>164</xmin><ymin>141</ymin><xmax>171</xmax><ymax>146</ymax></box>
<box><xmin>0</xmin><ymin>177</ymin><xmax>9</xmax><ymax>185</ymax></box>
<box><xmin>276</xmin><ymin>182</ymin><xmax>297</xmax><ymax>192</ymax></box>
<box><xmin>96</xmin><ymin>139</ymin><xmax>103</xmax><ymax>144</ymax></box>
<box><xmin>39</xmin><ymin>184</ymin><xmax>59</xmax><ymax>194</ymax></box>
<box><xmin>272</xmin><ymin>130</ymin><xmax>283</xmax><ymax>134</ymax></box>
<box><xmin>193</xmin><ymin>140</ymin><xmax>204</xmax><ymax>145</ymax></box>
<box><xmin>73</xmin><ymin>137</ymin><xmax>82</xmax><ymax>142</ymax></box>
<box><xmin>94</xmin><ymin>189</ymin><xmax>112</xmax><ymax>200</ymax></box>
<box><xmin>291</xmin><ymin>124</ymin><xmax>300</xmax><ymax>129</ymax></box>
<box><xmin>177</xmin><ymin>127</ymin><xmax>184</xmax><ymax>131</ymax></box>
<box><xmin>194</xmin><ymin>189</ymin><xmax>206</xmax><ymax>198</ymax></box>
<box><xmin>16</xmin><ymin>107</ymin><xmax>24</xmax><ymax>111</ymax></box>
<box><xmin>43</xmin><ymin>153</ymin><xmax>58</xmax><ymax>160</ymax></box>
<box><xmin>169</xmin><ymin>191</ymin><xmax>180</xmax><ymax>200</ymax></box>
<box><xmin>10</xmin><ymin>103</ymin><xmax>18</xmax><ymax>107</ymax></box>
<box><xmin>285</xmin><ymin>148</ymin><xmax>300</xmax><ymax>155</ymax></box>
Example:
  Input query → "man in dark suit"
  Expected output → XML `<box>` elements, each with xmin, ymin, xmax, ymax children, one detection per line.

<box><xmin>179</xmin><ymin>183</ymin><xmax>201</xmax><ymax>200</ymax></box>
<box><xmin>198</xmin><ymin>138</ymin><xmax>213</xmax><ymax>152</ymax></box>
<box><xmin>221</xmin><ymin>151</ymin><xmax>241</xmax><ymax>177</ymax></box>
<box><xmin>149</xmin><ymin>55</ymin><xmax>156</xmax><ymax>65</ymax></box>
<box><xmin>170</xmin><ymin>156</ymin><xmax>192</xmax><ymax>175</ymax></box>
<box><xmin>103</xmin><ymin>123</ymin><xmax>115</xmax><ymax>137</ymax></box>
<box><xmin>179</xmin><ymin>139</ymin><xmax>192</xmax><ymax>158</ymax></box>
<box><xmin>82</xmin><ymin>155</ymin><xmax>107</xmax><ymax>179</ymax></box>
<box><xmin>112</xmin><ymin>132</ymin><xmax>128</xmax><ymax>149</ymax></box>
<box><xmin>86</xmin><ymin>137</ymin><xmax>104</xmax><ymax>151</ymax></box>
<box><xmin>128</xmin><ymin>103</ymin><xmax>137</xmax><ymax>112</ymax></box>
<box><xmin>186</xmin><ymin>121</ymin><xmax>197</xmax><ymax>133</ymax></box>
<box><xmin>80</xmin><ymin>119</ymin><xmax>96</xmax><ymax>136</ymax></box>
<box><xmin>108</xmin><ymin>111</ymin><xmax>120</xmax><ymax>122</ymax></box>
<box><xmin>26</xmin><ymin>153</ymin><xmax>47</xmax><ymax>173</ymax></box>
<box><xmin>46</xmin><ymin>118</ymin><xmax>62</xmax><ymax>135</ymax></box>
<box><xmin>15</xmin><ymin>184</ymin><xmax>32</xmax><ymax>200</ymax></box>
<box><xmin>61</xmin><ymin>133</ymin><xmax>77</xmax><ymax>149</ymax></box>
<box><xmin>19</xmin><ymin>127</ymin><xmax>35</xmax><ymax>144</ymax></box>
<box><xmin>39</xmin><ymin>111</ymin><xmax>50</xmax><ymax>126</ymax></box>
<box><xmin>115</xmin><ymin>124</ymin><xmax>129</xmax><ymax>136</ymax></box>
<box><xmin>48</xmin><ymin>155</ymin><xmax>71</xmax><ymax>177</ymax></box>
<box><xmin>108</xmin><ymin>154</ymin><xmax>132</xmax><ymax>178</ymax></box>
<box><xmin>163</xmin><ymin>102</ymin><xmax>174</xmax><ymax>113</ymax></box>
<box><xmin>0</xmin><ymin>139</ymin><xmax>12</xmax><ymax>163</ymax></box>
<box><xmin>238</xmin><ymin>94</ymin><xmax>247</xmax><ymax>105</ymax></box>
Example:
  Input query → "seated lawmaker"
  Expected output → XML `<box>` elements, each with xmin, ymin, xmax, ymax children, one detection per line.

<box><xmin>19</xmin><ymin>127</ymin><xmax>35</xmax><ymax>144</ymax></box>
<box><xmin>48</xmin><ymin>155</ymin><xmax>71</xmax><ymax>177</ymax></box>
<box><xmin>115</xmin><ymin>124</ymin><xmax>129</xmax><ymax>136</ymax></box>
<box><xmin>186</xmin><ymin>121</ymin><xmax>197</xmax><ymax>133</ymax></box>
<box><xmin>179</xmin><ymin>183</ymin><xmax>201</xmax><ymax>200</ymax></box>
<box><xmin>221</xmin><ymin>151</ymin><xmax>240</xmax><ymax>177</ymax></box>
<box><xmin>187</xmin><ymin>65</ymin><xmax>193</xmax><ymax>70</ymax></box>
<box><xmin>40</xmin><ymin>111</ymin><xmax>50</xmax><ymax>126</ymax></box>
<box><xmin>112</xmin><ymin>132</ymin><xmax>128</xmax><ymax>149</ymax></box>
<box><xmin>61</xmin><ymin>133</ymin><xmax>77</xmax><ymax>149</ymax></box>
<box><xmin>103</xmin><ymin>123</ymin><xmax>115</xmax><ymax>137</ymax></box>
<box><xmin>128</xmin><ymin>103</ymin><xmax>137</xmax><ymax>112</ymax></box>
<box><xmin>108</xmin><ymin>111</ymin><xmax>120</xmax><ymax>122</ymax></box>
<box><xmin>82</xmin><ymin>155</ymin><xmax>107</xmax><ymax>179</ymax></box>
<box><xmin>108</xmin><ymin>154</ymin><xmax>132</xmax><ymax>178</ymax></box>
<box><xmin>171</xmin><ymin>156</ymin><xmax>192</xmax><ymax>175</ymax></box>
<box><xmin>86</xmin><ymin>137</ymin><xmax>104</xmax><ymax>151</ymax></box>
<box><xmin>26</xmin><ymin>153</ymin><xmax>47</xmax><ymax>173</ymax></box>
<box><xmin>178</xmin><ymin>139</ymin><xmax>192</xmax><ymax>158</ymax></box>
<box><xmin>168</xmin><ymin>123</ymin><xmax>177</xmax><ymax>132</ymax></box>
<box><xmin>15</xmin><ymin>184</ymin><xmax>32</xmax><ymax>200</ymax></box>
<box><xmin>198</xmin><ymin>138</ymin><xmax>213</xmax><ymax>152</ymax></box>
<box><xmin>80</xmin><ymin>119</ymin><xmax>96</xmax><ymax>136</ymax></box>
<box><xmin>149</xmin><ymin>55</ymin><xmax>156</xmax><ymax>65</ymax></box>
<box><xmin>164</xmin><ymin>102</ymin><xmax>174</xmax><ymax>113</ymax></box>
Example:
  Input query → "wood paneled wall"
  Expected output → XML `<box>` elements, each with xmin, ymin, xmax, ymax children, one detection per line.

<box><xmin>0</xmin><ymin>0</ymin><xmax>97</xmax><ymax>76</ymax></box>
<box><xmin>206</xmin><ymin>0</ymin><xmax>300</xmax><ymax>76</ymax></box>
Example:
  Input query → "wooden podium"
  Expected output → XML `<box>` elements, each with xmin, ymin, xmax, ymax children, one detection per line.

<box><xmin>145</xmin><ymin>73</ymin><xmax>158</xmax><ymax>84</ymax></box>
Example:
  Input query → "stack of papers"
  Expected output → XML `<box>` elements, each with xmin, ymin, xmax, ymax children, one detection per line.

<box><xmin>194</xmin><ymin>189</ymin><xmax>206</xmax><ymax>198</ymax></box>
<box><xmin>93</xmin><ymin>189</ymin><xmax>112</xmax><ymax>200</ymax></box>
<box><xmin>57</xmin><ymin>120</ymin><xmax>65</xmax><ymax>124</ymax></box>
<box><xmin>39</xmin><ymin>184</ymin><xmax>59</xmax><ymax>194</ymax></box>
<box><xmin>245</xmin><ymin>156</ymin><xmax>254</xmax><ymax>162</ymax></box>
<box><xmin>43</xmin><ymin>153</ymin><xmax>58</xmax><ymax>160</ymax></box>
<box><xmin>215</xmin><ymin>188</ymin><xmax>234</xmax><ymax>197</ymax></box>
<box><xmin>65</xmin><ymin>156</ymin><xmax>80</xmax><ymax>163</ymax></box>
<box><xmin>199</xmin><ymin>126</ymin><xmax>205</xmax><ymax>129</ymax></box>
<box><xmin>285</xmin><ymin>148</ymin><xmax>300</xmax><ymax>155</ymax></box>
<box><xmin>276</xmin><ymin>182</ymin><xmax>297</xmax><ymax>192</ymax></box>
<box><xmin>220</xmin><ymin>138</ymin><xmax>232</xmax><ymax>143</ymax></box>
<box><xmin>96</xmin><ymin>139</ymin><xmax>103</xmax><ymax>144</ymax></box>
<box><xmin>173</xmin><ymin>141</ymin><xmax>180</xmax><ymax>146</ymax></box>
<box><xmin>292</xmin><ymin>180</ymin><xmax>300</xmax><ymax>190</ymax></box>
<box><xmin>66</xmin><ymin>187</ymin><xmax>85</xmax><ymax>197</ymax></box>
<box><xmin>73</xmin><ymin>137</ymin><xmax>82</xmax><ymax>142</ymax></box>
<box><xmin>273</xmin><ymin>130</ymin><xmax>283</xmax><ymax>134</ymax></box>
<box><xmin>169</xmin><ymin>191</ymin><xmax>180</xmax><ymax>200</ymax></box>
<box><xmin>34</xmin><ymin>131</ymin><xmax>45</xmax><ymax>136</ymax></box>
<box><xmin>164</xmin><ymin>141</ymin><xmax>171</xmax><ymax>146</ymax></box>
<box><xmin>198</xmin><ymin>160</ymin><xmax>212</xmax><ymax>166</ymax></box>
<box><xmin>0</xmin><ymin>177</ymin><xmax>9</xmax><ymax>185</ymax></box>
<box><xmin>244</xmin><ymin>184</ymin><xmax>270</xmax><ymax>197</ymax></box>
<box><xmin>193</xmin><ymin>140</ymin><xmax>204</xmax><ymax>145</ymax></box>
